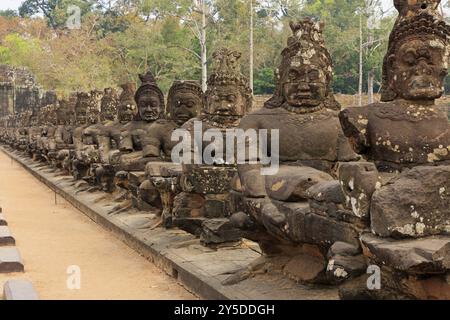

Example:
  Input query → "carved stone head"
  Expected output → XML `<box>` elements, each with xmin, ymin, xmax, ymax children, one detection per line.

<box><xmin>56</xmin><ymin>98</ymin><xmax>75</xmax><ymax>126</ymax></box>
<box><xmin>204</xmin><ymin>48</ymin><xmax>252</xmax><ymax>124</ymax></box>
<box><xmin>118</xmin><ymin>82</ymin><xmax>137</xmax><ymax>124</ymax></box>
<box><xmin>380</xmin><ymin>2</ymin><xmax>450</xmax><ymax>101</ymax></box>
<box><xmin>46</xmin><ymin>104</ymin><xmax>58</xmax><ymax>126</ymax></box>
<box><xmin>265</xmin><ymin>18</ymin><xmax>340</xmax><ymax>113</ymax></box>
<box><xmin>75</xmin><ymin>92</ymin><xmax>90</xmax><ymax>125</ymax></box>
<box><xmin>100</xmin><ymin>87</ymin><xmax>118</xmax><ymax>122</ymax></box>
<box><xmin>134</xmin><ymin>71</ymin><xmax>165</xmax><ymax>122</ymax></box>
<box><xmin>167</xmin><ymin>80</ymin><xmax>203</xmax><ymax>126</ymax></box>
<box><xmin>86</xmin><ymin>90</ymin><xmax>103</xmax><ymax>124</ymax></box>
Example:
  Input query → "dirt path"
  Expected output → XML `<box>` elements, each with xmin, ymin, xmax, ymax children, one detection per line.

<box><xmin>0</xmin><ymin>151</ymin><xmax>196</xmax><ymax>300</ymax></box>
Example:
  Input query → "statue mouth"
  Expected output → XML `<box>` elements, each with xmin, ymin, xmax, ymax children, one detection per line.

<box><xmin>143</xmin><ymin>112</ymin><xmax>158</xmax><ymax>120</ymax></box>
<box><xmin>175</xmin><ymin>113</ymin><xmax>191</xmax><ymax>121</ymax></box>
<box><xmin>407</xmin><ymin>78</ymin><xmax>442</xmax><ymax>98</ymax></box>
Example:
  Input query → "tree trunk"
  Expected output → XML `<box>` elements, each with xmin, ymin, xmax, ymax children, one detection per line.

<box><xmin>201</xmin><ymin>0</ymin><xmax>208</xmax><ymax>93</ymax></box>
<box><xmin>358</xmin><ymin>14</ymin><xmax>363</xmax><ymax>106</ymax></box>
<box><xmin>249</xmin><ymin>0</ymin><xmax>254</xmax><ymax>95</ymax></box>
<box><xmin>368</xmin><ymin>69</ymin><xmax>374</xmax><ymax>104</ymax></box>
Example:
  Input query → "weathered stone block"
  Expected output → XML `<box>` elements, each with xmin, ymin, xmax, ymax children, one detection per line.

<box><xmin>262</xmin><ymin>201</ymin><xmax>361</xmax><ymax>248</ymax></box>
<box><xmin>371</xmin><ymin>166</ymin><xmax>450</xmax><ymax>238</ymax></box>
<box><xmin>0</xmin><ymin>226</ymin><xmax>15</xmax><ymax>246</ymax></box>
<box><xmin>172</xmin><ymin>217</ymin><xmax>207</xmax><ymax>236</ymax></box>
<box><xmin>173</xmin><ymin>192</ymin><xmax>205</xmax><ymax>218</ymax></box>
<box><xmin>283</xmin><ymin>251</ymin><xmax>326</xmax><ymax>283</ymax></box>
<box><xmin>265</xmin><ymin>166</ymin><xmax>333</xmax><ymax>201</ymax></box>
<box><xmin>326</xmin><ymin>242</ymin><xmax>366</xmax><ymax>283</ymax></box>
<box><xmin>128</xmin><ymin>171</ymin><xmax>146</xmax><ymax>186</ymax></box>
<box><xmin>338</xmin><ymin>161</ymin><xmax>380</xmax><ymax>219</ymax></box>
<box><xmin>181</xmin><ymin>165</ymin><xmax>237</xmax><ymax>194</ymax></box>
<box><xmin>361</xmin><ymin>233</ymin><xmax>450</xmax><ymax>274</ymax></box>
<box><xmin>304</xmin><ymin>212</ymin><xmax>361</xmax><ymax>248</ymax></box>
<box><xmin>306</xmin><ymin>180</ymin><xmax>346</xmax><ymax>204</ymax></box>
<box><xmin>0</xmin><ymin>247</ymin><xmax>24</xmax><ymax>273</ymax></box>
<box><xmin>3</xmin><ymin>279</ymin><xmax>39</xmax><ymax>300</ymax></box>
<box><xmin>200</xmin><ymin>218</ymin><xmax>243</xmax><ymax>245</ymax></box>
<box><xmin>145</xmin><ymin>161</ymin><xmax>182</xmax><ymax>177</ymax></box>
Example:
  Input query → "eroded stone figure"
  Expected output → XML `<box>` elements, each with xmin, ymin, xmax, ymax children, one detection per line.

<box><xmin>116</xmin><ymin>71</ymin><xmax>165</xmax><ymax>171</ymax></box>
<box><xmin>70</xmin><ymin>92</ymin><xmax>97</xmax><ymax>180</ymax></box>
<box><xmin>139</xmin><ymin>80</ymin><xmax>203</xmax><ymax>224</ymax></box>
<box><xmin>55</xmin><ymin>93</ymin><xmax>78</xmax><ymax>172</ymax></box>
<box><xmin>338</xmin><ymin>0</ymin><xmax>450</xmax><ymax>299</ymax></box>
<box><xmin>92</xmin><ymin>84</ymin><xmax>134</xmax><ymax>192</ymax></box>
<box><xmin>171</xmin><ymin>48</ymin><xmax>252</xmax><ymax>242</ymax></box>
<box><xmin>226</xmin><ymin>18</ymin><xmax>363</xmax><ymax>286</ymax></box>
<box><xmin>112</xmin><ymin>72</ymin><xmax>166</xmax><ymax>210</ymax></box>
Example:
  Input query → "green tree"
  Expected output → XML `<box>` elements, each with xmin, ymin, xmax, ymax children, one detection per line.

<box><xmin>0</xmin><ymin>10</ymin><xmax>18</xmax><ymax>18</ymax></box>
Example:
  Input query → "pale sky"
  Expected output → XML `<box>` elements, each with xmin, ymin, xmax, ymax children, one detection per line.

<box><xmin>0</xmin><ymin>0</ymin><xmax>447</xmax><ymax>15</ymax></box>
<box><xmin>0</xmin><ymin>0</ymin><xmax>22</xmax><ymax>11</ymax></box>
<box><xmin>0</xmin><ymin>0</ymin><xmax>396</xmax><ymax>12</ymax></box>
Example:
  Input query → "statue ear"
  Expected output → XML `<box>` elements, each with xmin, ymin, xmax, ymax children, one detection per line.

<box><xmin>387</xmin><ymin>54</ymin><xmax>396</xmax><ymax>68</ymax></box>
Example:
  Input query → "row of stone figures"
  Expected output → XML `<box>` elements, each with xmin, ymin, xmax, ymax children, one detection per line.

<box><xmin>1</xmin><ymin>0</ymin><xmax>450</xmax><ymax>299</ymax></box>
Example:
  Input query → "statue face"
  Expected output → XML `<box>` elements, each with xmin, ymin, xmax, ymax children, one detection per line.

<box><xmin>282</xmin><ymin>64</ymin><xmax>327</xmax><ymax>108</ymax></box>
<box><xmin>118</xmin><ymin>103</ymin><xmax>135</xmax><ymax>123</ymax></box>
<box><xmin>137</xmin><ymin>94</ymin><xmax>161</xmax><ymax>122</ymax></box>
<box><xmin>87</xmin><ymin>110</ymin><xmax>99</xmax><ymax>124</ymax></box>
<box><xmin>206</xmin><ymin>85</ymin><xmax>244</xmax><ymax>118</ymax></box>
<box><xmin>76</xmin><ymin>110</ymin><xmax>87</xmax><ymax>125</ymax></box>
<box><xmin>170</xmin><ymin>91</ymin><xmax>202</xmax><ymax>125</ymax></box>
<box><xmin>57</xmin><ymin>116</ymin><xmax>66</xmax><ymax>125</ymax></box>
<box><xmin>391</xmin><ymin>38</ymin><xmax>448</xmax><ymax>100</ymax></box>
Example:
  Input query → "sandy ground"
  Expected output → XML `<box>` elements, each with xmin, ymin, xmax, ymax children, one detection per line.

<box><xmin>0</xmin><ymin>151</ymin><xmax>196</xmax><ymax>300</ymax></box>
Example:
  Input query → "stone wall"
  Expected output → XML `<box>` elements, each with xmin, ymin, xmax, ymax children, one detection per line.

<box><xmin>0</xmin><ymin>65</ymin><xmax>41</xmax><ymax>116</ymax></box>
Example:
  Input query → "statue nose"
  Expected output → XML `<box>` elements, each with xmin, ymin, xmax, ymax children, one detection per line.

<box><xmin>298</xmin><ymin>82</ymin><xmax>311</xmax><ymax>91</ymax></box>
<box><xmin>415</xmin><ymin>60</ymin><xmax>433</xmax><ymax>75</ymax></box>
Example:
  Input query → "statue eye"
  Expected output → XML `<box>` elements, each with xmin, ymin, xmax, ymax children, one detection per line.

<box><xmin>288</xmin><ymin>70</ymin><xmax>298</xmax><ymax>79</ymax></box>
<box><xmin>227</xmin><ymin>95</ymin><xmax>236</xmax><ymax>102</ymax></box>
<box><xmin>404</xmin><ymin>49</ymin><xmax>416</xmax><ymax>65</ymax></box>
<box><xmin>309</xmin><ymin>70</ymin><xmax>320</xmax><ymax>80</ymax></box>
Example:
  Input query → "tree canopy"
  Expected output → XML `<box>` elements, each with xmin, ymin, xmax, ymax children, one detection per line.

<box><xmin>2</xmin><ymin>0</ymin><xmax>445</xmax><ymax>97</ymax></box>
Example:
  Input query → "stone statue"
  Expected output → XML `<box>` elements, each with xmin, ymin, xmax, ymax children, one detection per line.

<box><xmin>55</xmin><ymin>93</ymin><xmax>78</xmax><ymax>173</ymax></box>
<box><xmin>71</xmin><ymin>91</ymin><xmax>97</xmax><ymax>180</ymax></box>
<box><xmin>111</xmin><ymin>72</ymin><xmax>166</xmax><ymax>210</ymax></box>
<box><xmin>92</xmin><ymin>84</ymin><xmax>134</xmax><ymax>192</ymax></box>
<box><xmin>116</xmin><ymin>71</ymin><xmax>165</xmax><ymax>171</ymax></box>
<box><xmin>171</xmin><ymin>48</ymin><xmax>252</xmax><ymax>242</ymax></box>
<box><xmin>337</xmin><ymin>1</ymin><xmax>450</xmax><ymax>299</ymax></box>
<box><xmin>47</xmin><ymin>99</ymin><xmax>75</xmax><ymax>168</ymax></box>
<box><xmin>340</xmin><ymin>1</ymin><xmax>450</xmax><ymax>171</ymax></box>
<box><xmin>138</xmin><ymin>80</ymin><xmax>203</xmax><ymax>224</ymax></box>
<box><xmin>226</xmin><ymin>18</ymin><xmax>361</xmax><ymax>285</ymax></box>
<box><xmin>100</xmin><ymin>88</ymin><xmax>119</xmax><ymax>123</ymax></box>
